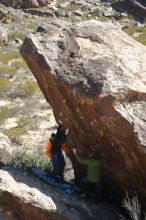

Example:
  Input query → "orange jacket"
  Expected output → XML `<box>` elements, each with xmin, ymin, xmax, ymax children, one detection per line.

<box><xmin>46</xmin><ymin>142</ymin><xmax>69</xmax><ymax>160</ymax></box>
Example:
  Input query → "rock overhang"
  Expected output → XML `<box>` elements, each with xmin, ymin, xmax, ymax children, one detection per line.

<box><xmin>22</xmin><ymin>20</ymin><xmax>146</xmax><ymax>98</ymax></box>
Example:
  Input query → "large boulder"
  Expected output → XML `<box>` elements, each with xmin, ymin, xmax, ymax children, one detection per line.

<box><xmin>21</xmin><ymin>20</ymin><xmax>146</xmax><ymax>200</ymax></box>
<box><xmin>0</xmin><ymin>0</ymin><xmax>49</xmax><ymax>8</ymax></box>
<box><xmin>0</xmin><ymin>166</ymin><xmax>123</xmax><ymax>220</ymax></box>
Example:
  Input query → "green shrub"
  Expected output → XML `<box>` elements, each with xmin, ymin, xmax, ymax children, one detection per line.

<box><xmin>18</xmin><ymin>115</ymin><xmax>33</xmax><ymax>129</ymax></box>
<box><xmin>0</xmin><ymin>79</ymin><xmax>10</xmax><ymax>90</ymax></box>
<box><xmin>65</xmin><ymin>3</ymin><xmax>79</xmax><ymax>12</ymax></box>
<box><xmin>8</xmin><ymin>149</ymin><xmax>52</xmax><ymax>171</ymax></box>
<box><xmin>20</xmin><ymin>79</ymin><xmax>38</xmax><ymax>97</ymax></box>
<box><xmin>11</xmin><ymin>58</ymin><xmax>28</xmax><ymax>71</ymax></box>
<box><xmin>99</xmin><ymin>16</ymin><xmax>108</xmax><ymax>22</ymax></box>
<box><xmin>4</xmin><ymin>11</ymin><xmax>15</xmax><ymax>22</ymax></box>
<box><xmin>4</xmin><ymin>116</ymin><xmax>34</xmax><ymax>142</ymax></box>
<box><xmin>4</xmin><ymin>127</ymin><xmax>26</xmax><ymax>141</ymax></box>
<box><xmin>123</xmin><ymin>25</ymin><xmax>136</xmax><ymax>36</ymax></box>
<box><xmin>8</xmin><ymin>32</ymin><xmax>25</xmax><ymax>41</ymax></box>
<box><xmin>0</xmin><ymin>51</ymin><xmax>20</xmax><ymax>64</ymax></box>
<box><xmin>0</xmin><ymin>65</ymin><xmax>17</xmax><ymax>76</ymax></box>
<box><xmin>0</xmin><ymin>107</ymin><xmax>13</xmax><ymax>122</ymax></box>
<box><xmin>136</xmin><ymin>33</ymin><xmax>146</xmax><ymax>46</ymax></box>
<box><xmin>25</xmin><ymin>21</ymin><xmax>37</xmax><ymax>30</ymax></box>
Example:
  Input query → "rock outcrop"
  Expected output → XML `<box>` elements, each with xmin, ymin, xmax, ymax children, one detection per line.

<box><xmin>0</xmin><ymin>29</ymin><xmax>8</xmax><ymax>47</ymax></box>
<box><xmin>0</xmin><ymin>0</ymin><xmax>49</xmax><ymax>8</ymax></box>
<box><xmin>21</xmin><ymin>20</ymin><xmax>146</xmax><ymax>200</ymax></box>
<box><xmin>0</xmin><ymin>133</ymin><xmax>12</xmax><ymax>161</ymax></box>
<box><xmin>0</xmin><ymin>165</ymin><xmax>123</xmax><ymax>220</ymax></box>
<box><xmin>112</xmin><ymin>0</ymin><xmax>146</xmax><ymax>21</ymax></box>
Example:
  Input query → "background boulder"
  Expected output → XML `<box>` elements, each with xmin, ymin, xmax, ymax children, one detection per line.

<box><xmin>0</xmin><ymin>0</ymin><xmax>49</xmax><ymax>8</ymax></box>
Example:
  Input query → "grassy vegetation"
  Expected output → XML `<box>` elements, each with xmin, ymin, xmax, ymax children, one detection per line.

<box><xmin>4</xmin><ymin>115</ymin><xmax>34</xmax><ymax>143</ymax></box>
<box><xmin>20</xmin><ymin>79</ymin><xmax>39</xmax><ymax>97</ymax></box>
<box><xmin>123</xmin><ymin>25</ymin><xmax>136</xmax><ymax>36</ymax></box>
<box><xmin>0</xmin><ymin>50</ymin><xmax>20</xmax><ymax>64</ymax></box>
<box><xmin>4</xmin><ymin>127</ymin><xmax>26</xmax><ymax>142</ymax></box>
<box><xmin>123</xmin><ymin>25</ymin><xmax>146</xmax><ymax>46</ymax></box>
<box><xmin>135</xmin><ymin>27</ymin><xmax>146</xmax><ymax>46</ymax></box>
<box><xmin>18</xmin><ymin>115</ymin><xmax>33</xmax><ymax>129</ymax></box>
<box><xmin>0</xmin><ymin>66</ymin><xmax>17</xmax><ymax>76</ymax></box>
<box><xmin>8</xmin><ymin>149</ymin><xmax>52</xmax><ymax>172</ymax></box>
<box><xmin>0</xmin><ymin>79</ymin><xmax>10</xmax><ymax>91</ymax></box>
<box><xmin>99</xmin><ymin>16</ymin><xmax>108</xmax><ymax>22</ymax></box>
<box><xmin>8</xmin><ymin>32</ymin><xmax>25</xmax><ymax>41</ymax></box>
<box><xmin>11</xmin><ymin>58</ymin><xmax>28</xmax><ymax>71</ymax></box>
<box><xmin>0</xmin><ymin>107</ymin><xmax>13</xmax><ymax>123</ymax></box>
<box><xmin>136</xmin><ymin>33</ymin><xmax>146</xmax><ymax>46</ymax></box>
<box><xmin>25</xmin><ymin>21</ymin><xmax>37</xmax><ymax>30</ymax></box>
<box><xmin>5</xmin><ymin>12</ymin><xmax>15</xmax><ymax>22</ymax></box>
<box><xmin>65</xmin><ymin>3</ymin><xmax>79</xmax><ymax>12</ymax></box>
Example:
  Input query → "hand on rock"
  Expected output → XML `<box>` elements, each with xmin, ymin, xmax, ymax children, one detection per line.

<box><xmin>73</xmin><ymin>148</ymin><xmax>77</xmax><ymax>155</ymax></box>
<box><xmin>58</xmin><ymin>119</ymin><xmax>63</xmax><ymax>125</ymax></box>
<box><xmin>65</xmin><ymin>128</ymin><xmax>69</xmax><ymax>135</ymax></box>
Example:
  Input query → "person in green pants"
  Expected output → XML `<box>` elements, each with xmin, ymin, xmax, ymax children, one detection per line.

<box><xmin>73</xmin><ymin>148</ymin><xmax>102</xmax><ymax>202</ymax></box>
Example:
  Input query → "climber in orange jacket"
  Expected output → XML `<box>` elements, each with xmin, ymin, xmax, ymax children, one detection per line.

<box><xmin>46</xmin><ymin>125</ymin><xmax>69</xmax><ymax>182</ymax></box>
<box><xmin>46</xmin><ymin>133</ymin><xmax>68</xmax><ymax>161</ymax></box>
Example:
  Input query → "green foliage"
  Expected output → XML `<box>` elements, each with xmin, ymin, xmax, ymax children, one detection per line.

<box><xmin>123</xmin><ymin>25</ymin><xmax>136</xmax><ymax>36</ymax></box>
<box><xmin>4</xmin><ymin>115</ymin><xmax>34</xmax><ymax>143</ymax></box>
<box><xmin>135</xmin><ymin>27</ymin><xmax>146</xmax><ymax>46</ymax></box>
<box><xmin>0</xmin><ymin>79</ymin><xmax>10</xmax><ymax>91</ymax></box>
<box><xmin>99</xmin><ymin>16</ymin><xmax>108</xmax><ymax>22</ymax></box>
<box><xmin>4</xmin><ymin>127</ymin><xmax>26</xmax><ymax>142</ymax></box>
<box><xmin>5</xmin><ymin>12</ymin><xmax>15</xmax><ymax>21</ymax></box>
<box><xmin>136</xmin><ymin>33</ymin><xmax>146</xmax><ymax>46</ymax></box>
<box><xmin>81</xmin><ymin>5</ymin><xmax>89</xmax><ymax>12</ymax></box>
<box><xmin>65</xmin><ymin>3</ymin><xmax>79</xmax><ymax>12</ymax></box>
<box><xmin>123</xmin><ymin>24</ymin><xmax>146</xmax><ymax>46</ymax></box>
<box><xmin>0</xmin><ymin>107</ymin><xmax>13</xmax><ymax>122</ymax></box>
<box><xmin>20</xmin><ymin>79</ymin><xmax>38</xmax><ymax>97</ymax></box>
<box><xmin>0</xmin><ymin>50</ymin><xmax>20</xmax><ymax>64</ymax></box>
<box><xmin>18</xmin><ymin>115</ymin><xmax>33</xmax><ymax>129</ymax></box>
<box><xmin>10</xmin><ymin>58</ymin><xmax>29</xmax><ymax>72</ymax></box>
<box><xmin>0</xmin><ymin>65</ymin><xmax>17</xmax><ymax>76</ymax></box>
<box><xmin>25</xmin><ymin>21</ymin><xmax>37</xmax><ymax>30</ymax></box>
<box><xmin>8</xmin><ymin>32</ymin><xmax>24</xmax><ymax>41</ymax></box>
<box><xmin>8</xmin><ymin>150</ymin><xmax>52</xmax><ymax>172</ymax></box>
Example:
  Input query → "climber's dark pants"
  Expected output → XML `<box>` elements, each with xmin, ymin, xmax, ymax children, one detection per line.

<box><xmin>51</xmin><ymin>151</ymin><xmax>65</xmax><ymax>181</ymax></box>
<box><xmin>80</xmin><ymin>178</ymin><xmax>101</xmax><ymax>202</ymax></box>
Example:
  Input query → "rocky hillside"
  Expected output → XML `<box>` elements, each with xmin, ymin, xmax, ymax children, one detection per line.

<box><xmin>0</xmin><ymin>0</ymin><xmax>49</xmax><ymax>8</ymax></box>
<box><xmin>21</xmin><ymin>19</ymin><xmax>146</xmax><ymax>201</ymax></box>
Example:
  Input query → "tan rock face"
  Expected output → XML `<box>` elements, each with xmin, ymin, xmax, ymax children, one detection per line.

<box><xmin>21</xmin><ymin>20</ymin><xmax>146</xmax><ymax>200</ymax></box>
<box><xmin>0</xmin><ymin>166</ymin><xmax>122</xmax><ymax>220</ymax></box>
<box><xmin>0</xmin><ymin>0</ymin><xmax>49</xmax><ymax>8</ymax></box>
